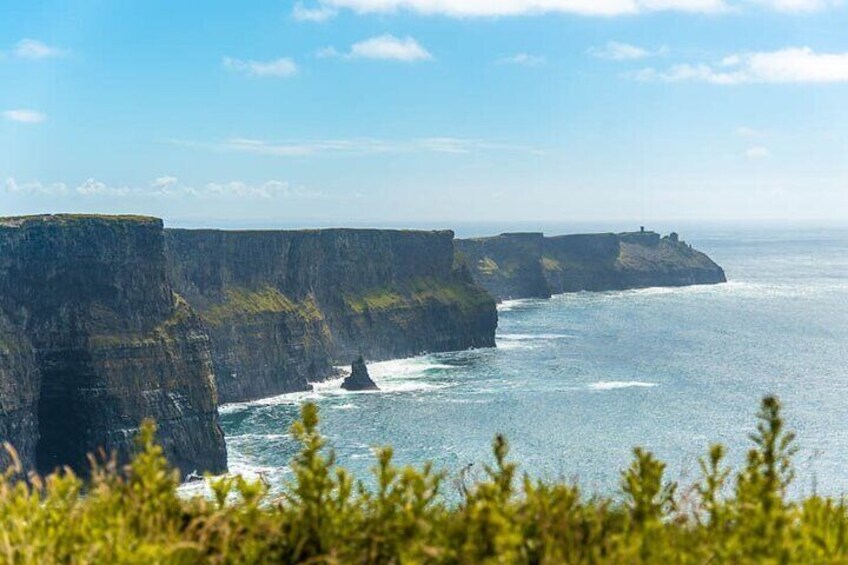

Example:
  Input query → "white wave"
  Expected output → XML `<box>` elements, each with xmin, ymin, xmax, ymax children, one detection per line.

<box><xmin>331</xmin><ymin>402</ymin><xmax>358</xmax><ymax>410</ymax></box>
<box><xmin>176</xmin><ymin>455</ymin><xmax>287</xmax><ymax>500</ymax></box>
<box><xmin>217</xmin><ymin>355</ymin><xmax>454</xmax><ymax>415</ymax></box>
<box><xmin>496</xmin><ymin>340</ymin><xmax>537</xmax><ymax>351</ymax></box>
<box><xmin>588</xmin><ymin>381</ymin><xmax>657</xmax><ymax>391</ymax></box>
<box><xmin>227</xmin><ymin>433</ymin><xmax>290</xmax><ymax>443</ymax></box>
<box><xmin>367</xmin><ymin>357</ymin><xmax>456</xmax><ymax>379</ymax></box>
<box><xmin>498</xmin><ymin>333</ymin><xmax>575</xmax><ymax>341</ymax></box>
<box><xmin>497</xmin><ymin>298</ymin><xmax>549</xmax><ymax>312</ymax></box>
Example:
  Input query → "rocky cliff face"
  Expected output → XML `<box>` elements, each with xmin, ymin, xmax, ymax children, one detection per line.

<box><xmin>0</xmin><ymin>309</ymin><xmax>38</xmax><ymax>471</ymax></box>
<box><xmin>455</xmin><ymin>234</ymin><xmax>551</xmax><ymax>300</ymax></box>
<box><xmin>458</xmin><ymin>230</ymin><xmax>726</xmax><ymax>301</ymax></box>
<box><xmin>0</xmin><ymin>215</ymin><xmax>227</xmax><ymax>476</ymax></box>
<box><xmin>165</xmin><ymin>229</ymin><xmax>497</xmax><ymax>404</ymax></box>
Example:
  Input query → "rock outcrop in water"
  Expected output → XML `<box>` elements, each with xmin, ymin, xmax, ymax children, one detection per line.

<box><xmin>342</xmin><ymin>356</ymin><xmax>378</xmax><ymax>391</ymax></box>
<box><xmin>0</xmin><ymin>215</ymin><xmax>227</xmax><ymax>476</ymax></box>
<box><xmin>165</xmin><ymin>228</ymin><xmax>497</xmax><ymax>403</ymax></box>
<box><xmin>457</xmin><ymin>230</ymin><xmax>726</xmax><ymax>301</ymax></box>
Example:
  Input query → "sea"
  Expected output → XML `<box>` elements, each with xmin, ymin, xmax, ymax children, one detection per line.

<box><xmin>207</xmin><ymin>224</ymin><xmax>848</xmax><ymax>499</ymax></box>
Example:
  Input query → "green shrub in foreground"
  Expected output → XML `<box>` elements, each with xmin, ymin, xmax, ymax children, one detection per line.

<box><xmin>2</xmin><ymin>396</ymin><xmax>848</xmax><ymax>563</ymax></box>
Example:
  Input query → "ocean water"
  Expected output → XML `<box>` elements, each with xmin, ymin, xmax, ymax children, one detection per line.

<box><xmin>215</xmin><ymin>227</ymin><xmax>848</xmax><ymax>498</ymax></box>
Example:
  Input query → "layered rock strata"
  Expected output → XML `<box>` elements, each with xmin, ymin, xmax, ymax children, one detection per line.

<box><xmin>0</xmin><ymin>215</ymin><xmax>227</xmax><ymax>476</ymax></box>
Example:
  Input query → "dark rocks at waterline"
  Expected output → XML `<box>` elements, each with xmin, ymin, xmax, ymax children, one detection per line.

<box><xmin>342</xmin><ymin>356</ymin><xmax>379</xmax><ymax>391</ymax></box>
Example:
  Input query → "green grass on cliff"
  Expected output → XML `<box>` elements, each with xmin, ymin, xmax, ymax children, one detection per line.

<box><xmin>202</xmin><ymin>287</ymin><xmax>324</xmax><ymax>326</ymax></box>
<box><xmin>541</xmin><ymin>256</ymin><xmax>562</xmax><ymax>272</ymax></box>
<box><xmin>2</xmin><ymin>396</ymin><xmax>848</xmax><ymax>563</ymax></box>
<box><xmin>345</xmin><ymin>277</ymin><xmax>491</xmax><ymax>314</ymax></box>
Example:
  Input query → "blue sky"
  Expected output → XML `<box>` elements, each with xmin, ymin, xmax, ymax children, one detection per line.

<box><xmin>1</xmin><ymin>0</ymin><xmax>847</xmax><ymax>225</ymax></box>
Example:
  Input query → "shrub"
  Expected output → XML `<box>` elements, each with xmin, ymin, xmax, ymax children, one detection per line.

<box><xmin>1</xmin><ymin>395</ymin><xmax>847</xmax><ymax>563</ymax></box>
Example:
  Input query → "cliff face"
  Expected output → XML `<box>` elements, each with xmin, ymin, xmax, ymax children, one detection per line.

<box><xmin>0</xmin><ymin>215</ymin><xmax>227</xmax><ymax>476</ymax></box>
<box><xmin>543</xmin><ymin>231</ymin><xmax>727</xmax><ymax>293</ymax></box>
<box><xmin>455</xmin><ymin>234</ymin><xmax>552</xmax><ymax>300</ymax></box>
<box><xmin>0</xmin><ymin>309</ymin><xmax>38</xmax><ymax>471</ymax></box>
<box><xmin>459</xmin><ymin>230</ymin><xmax>726</xmax><ymax>300</ymax></box>
<box><xmin>165</xmin><ymin>229</ymin><xmax>497</xmax><ymax>404</ymax></box>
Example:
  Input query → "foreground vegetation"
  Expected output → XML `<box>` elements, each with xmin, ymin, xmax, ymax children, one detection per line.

<box><xmin>2</xmin><ymin>397</ymin><xmax>848</xmax><ymax>563</ymax></box>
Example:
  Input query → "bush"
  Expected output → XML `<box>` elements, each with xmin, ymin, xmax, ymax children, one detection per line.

<box><xmin>1</xmin><ymin>395</ymin><xmax>847</xmax><ymax>563</ymax></box>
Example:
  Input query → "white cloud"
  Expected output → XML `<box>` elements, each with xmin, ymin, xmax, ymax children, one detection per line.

<box><xmin>223</xmin><ymin>56</ymin><xmax>298</xmax><ymax>77</ymax></box>
<box><xmin>180</xmin><ymin>136</ymin><xmax>539</xmax><ymax>157</ymax></box>
<box><xmin>498</xmin><ymin>53</ymin><xmax>546</xmax><ymax>66</ymax></box>
<box><xmin>736</xmin><ymin>126</ymin><xmax>766</xmax><ymax>137</ymax></box>
<box><xmin>76</xmin><ymin>178</ymin><xmax>131</xmax><ymax>196</ymax></box>
<box><xmin>168</xmin><ymin>136</ymin><xmax>542</xmax><ymax>159</ymax></box>
<box><xmin>2</xmin><ymin>109</ymin><xmax>46</xmax><ymax>124</ymax></box>
<box><xmin>3</xmin><ymin>177</ymin><xmax>321</xmax><ymax>200</ymax></box>
<box><xmin>309</xmin><ymin>0</ymin><xmax>731</xmax><ymax>16</ymax></box>
<box><xmin>347</xmin><ymin>34</ymin><xmax>433</xmax><ymax>61</ymax></box>
<box><xmin>293</xmin><ymin>1</ymin><xmax>338</xmax><ymax>20</ymax></box>
<box><xmin>4</xmin><ymin>178</ymin><xmax>68</xmax><ymax>195</ymax></box>
<box><xmin>297</xmin><ymin>0</ymin><xmax>846</xmax><ymax>15</ymax></box>
<box><xmin>590</xmin><ymin>41</ymin><xmax>666</xmax><ymax>61</ymax></box>
<box><xmin>633</xmin><ymin>47</ymin><xmax>848</xmax><ymax>84</ymax></box>
<box><xmin>746</xmin><ymin>146</ymin><xmax>771</xmax><ymax>159</ymax></box>
<box><xmin>152</xmin><ymin>175</ymin><xmax>179</xmax><ymax>190</ymax></box>
<box><xmin>749</xmin><ymin>0</ymin><xmax>841</xmax><ymax>12</ymax></box>
<box><xmin>315</xmin><ymin>46</ymin><xmax>341</xmax><ymax>58</ymax></box>
<box><xmin>204</xmin><ymin>180</ymin><xmax>321</xmax><ymax>199</ymax></box>
<box><xmin>13</xmin><ymin>39</ymin><xmax>67</xmax><ymax>59</ymax></box>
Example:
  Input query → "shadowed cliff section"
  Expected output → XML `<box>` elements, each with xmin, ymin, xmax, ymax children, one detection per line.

<box><xmin>165</xmin><ymin>228</ymin><xmax>497</xmax><ymax>404</ymax></box>
<box><xmin>0</xmin><ymin>308</ymin><xmax>38</xmax><ymax>471</ymax></box>
<box><xmin>457</xmin><ymin>230</ymin><xmax>726</xmax><ymax>301</ymax></box>
<box><xmin>0</xmin><ymin>215</ymin><xmax>227</xmax><ymax>476</ymax></box>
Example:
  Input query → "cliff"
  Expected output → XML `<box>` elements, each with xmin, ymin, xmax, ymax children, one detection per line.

<box><xmin>454</xmin><ymin>234</ymin><xmax>551</xmax><ymax>300</ymax></box>
<box><xmin>458</xmin><ymin>230</ymin><xmax>726</xmax><ymax>300</ymax></box>
<box><xmin>165</xmin><ymin>228</ymin><xmax>497</xmax><ymax>403</ymax></box>
<box><xmin>0</xmin><ymin>308</ymin><xmax>38</xmax><ymax>471</ymax></box>
<box><xmin>0</xmin><ymin>215</ymin><xmax>227</xmax><ymax>476</ymax></box>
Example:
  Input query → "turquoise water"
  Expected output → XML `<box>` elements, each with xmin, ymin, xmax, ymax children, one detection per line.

<box><xmin>216</xmin><ymin>227</ymin><xmax>848</xmax><ymax>497</ymax></box>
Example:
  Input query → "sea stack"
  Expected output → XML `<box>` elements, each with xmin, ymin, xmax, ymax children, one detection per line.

<box><xmin>342</xmin><ymin>356</ymin><xmax>379</xmax><ymax>391</ymax></box>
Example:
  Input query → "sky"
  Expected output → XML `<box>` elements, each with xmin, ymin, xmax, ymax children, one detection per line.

<box><xmin>1</xmin><ymin>0</ymin><xmax>847</xmax><ymax>226</ymax></box>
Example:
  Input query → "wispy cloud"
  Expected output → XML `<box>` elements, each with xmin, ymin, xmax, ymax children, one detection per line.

<box><xmin>171</xmin><ymin>136</ymin><xmax>542</xmax><ymax>157</ymax></box>
<box><xmin>590</xmin><ymin>41</ymin><xmax>667</xmax><ymax>61</ymax></box>
<box><xmin>736</xmin><ymin>126</ymin><xmax>767</xmax><ymax>137</ymax></box>
<box><xmin>746</xmin><ymin>146</ymin><xmax>772</xmax><ymax>159</ymax></box>
<box><xmin>292</xmin><ymin>0</ymin><xmax>338</xmax><ymax>21</ymax></box>
<box><xmin>295</xmin><ymin>0</ymin><xmax>843</xmax><ymax>16</ymax></box>
<box><xmin>498</xmin><ymin>53</ymin><xmax>546</xmax><ymax>67</ymax></box>
<box><xmin>13</xmin><ymin>39</ymin><xmax>67</xmax><ymax>59</ymax></box>
<box><xmin>222</xmin><ymin>56</ymin><xmax>298</xmax><ymax>77</ymax></box>
<box><xmin>749</xmin><ymin>0</ymin><xmax>842</xmax><ymax>12</ymax></box>
<box><xmin>633</xmin><ymin>47</ymin><xmax>848</xmax><ymax>84</ymax></box>
<box><xmin>3</xmin><ymin>109</ymin><xmax>46</xmax><ymax>124</ymax></box>
<box><xmin>4</xmin><ymin>176</ymin><xmax>322</xmax><ymax>199</ymax></box>
<box><xmin>307</xmin><ymin>0</ymin><xmax>729</xmax><ymax>16</ymax></box>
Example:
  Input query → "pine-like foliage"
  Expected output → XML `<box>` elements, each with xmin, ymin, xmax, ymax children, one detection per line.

<box><xmin>1</xmin><ymin>395</ymin><xmax>847</xmax><ymax>564</ymax></box>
